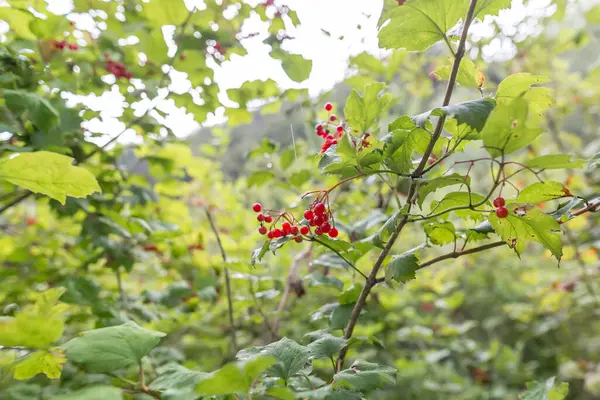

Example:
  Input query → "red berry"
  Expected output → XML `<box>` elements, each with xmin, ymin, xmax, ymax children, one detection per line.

<box><xmin>252</xmin><ymin>203</ymin><xmax>262</xmax><ymax>212</ymax></box>
<box><xmin>282</xmin><ymin>222</ymin><xmax>291</xmax><ymax>233</ymax></box>
<box><xmin>314</xmin><ymin>227</ymin><xmax>322</xmax><ymax>236</ymax></box>
<box><xmin>320</xmin><ymin>222</ymin><xmax>331</xmax><ymax>233</ymax></box>
<box><xmin>316</xmin><ymin>124</ymin><xmax>323</xmax><ymax>132</ymax></box>
<box><xmin>493</xmin><ymin>197</ymin><xmax>506</xmax><ymax>208</ymax></box>
<box><xmin>312</xmin><ymin>215</ymin><xmax>323</xmax><ymax>226</ymax></box>
<box><xmin>328</xmin><ymin>228</ymin><xmax>339</xmax><ymax>238</ymax></box>
<box><xmin>336</xmin><ymin>126</ymin><xmax>343</xmax><ymax>133</ymax></box>
<box><xmin>314</xmin><ymin>203</ymin><xmax>326</xmax><ymax>215</ymax></box>
<box><xmin>294</xmin><ymin>236</ymin><xmax>302</xmax><ymax>243</ymax></box>
<box><xmin>290</xmin><ymin>226</ymin><xmax>299</xmax><ymax>235</ymax></box>
<box><xmin>300</xmin><ymin>226</ymin><xmax>309</xmax><ymax>235</ymax></box>
<box><xmin>258</xmin><ymin>226</ymin><xmax>267</xmax><ymax>235</ymax></box>
<box><xmin>26</xmin><ymin>217</ymin><xmax>37</xmax><ymax>226</ymax></box>
<box><xmin>495</xmin><ymin>206</ymin><xmax>508</xmax><ymax>218</ymax></box>
<box><xmin>257</xmin><ymin>214</ymin><xmax>265</xmax><ymax>222</ymax></box>
<box><xmin>329</xmin><ymin>114</ymin><xmax>337</xmax><ymax>122</ymax></box>
<box><xmin>304</xmin><ymin>210</ymin><xmax>314</xmax><ymax>220</ymax></box>
<box><xmin>332</xmin><ymin>140</ymin><xmax>338</xmax><ymax>145</ymax></box>
<box><xmin>309</xmin><ymin>218</ymin><xmax>317</xmax><ymax>227</ymax></box>
<box><xmin>325</xmin><ymin>103</ymin><xmax>333</xmax><ymax>111</ymax></box>
<box><xmin>273</xmin><ymin>229</ymin><xmax>283</xmax><ymax>238</ymax></box>
<box><xmin>264</xmin><ymin>215</ymin><xmax>273</xmax><ymax>223</ymax></box>
<box><xmin>68</xmin><ymin>43</ymin><xmax>78</xmax><ymax>50</ymax></box>
<box><xmin>267</xmin><ymin>230</ymin><xmax>274</xmax><ymax>239</ymax></box>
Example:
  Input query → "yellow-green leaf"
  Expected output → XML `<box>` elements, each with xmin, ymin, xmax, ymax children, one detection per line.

<box><xmin>13</xmin><ymin>349</ymin><xmax>66</xmax><ymax>380</ymax></box>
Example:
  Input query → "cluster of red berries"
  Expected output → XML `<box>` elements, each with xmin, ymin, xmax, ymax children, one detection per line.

<box><xmin>302</xmin><ymin>202</ymin><xmax>339</xmax><ymax>237</ymax></box>
<box><xmin>104</xmin><ymin>53</ymin><xmax>132</xmax><ymax>80</ymax></box>
<box><xmin>253</xmin><ymin>203</ymin><xmax>304</xmax><ymax>242</ymax></box>
<box><xmin>52</xmin><ymin>40</ymin><xmax>78</xmax><ymax>51</ymax></box>
<box><xmin>316</xmin><ymin>103</ymin><xmax>344</xmax><ymax>153</ymax></box>
<box><xmin>493</xmin><ymin>197</ymin><xmax>508</xmax><ymax>218</ymax></box>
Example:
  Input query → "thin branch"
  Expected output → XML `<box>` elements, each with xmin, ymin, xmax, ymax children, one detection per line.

<box><xmin>311</xmin><ymin>237</ymin><xmax>367</xmax><ymax>279</ymax></box>
<box><xmin>335</xmin><ymin>0</ymin><xmax>480</xmax><ymax>372</ymax></box>
<box><xmin>205</xmin><ymin>207</ymin><xmax>238</xmax><ymax>353</ymax></box>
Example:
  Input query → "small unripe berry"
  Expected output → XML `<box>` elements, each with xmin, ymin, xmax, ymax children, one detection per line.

<box><xmin>257</xmin><ymin>214</ymin><xmax>265</xmax><ymax>222</ymax></box>
<box><xmin>320</xmin><ymin>222</ymin><xmax>331</xmax><ymax>233</ymax></box>
<box><xmin>304</xmin><ymin>210</ymin><xmax>314</xmax><ymax>220</ymax></box>
<box><xmin>495</xmin><ymin>206</ymin><xmax>508</xmax><ymax>218</ymax></box>
<box><xmin>273</xmin><ymin>229</ymin><xmax>283</xmax><ymax>238</ymax></box>
<box><xmin>290</xmin><ymin>226</ymin><xmax>299</xmax><ymax>235</ymax></box>
<box><xmin>282</xmin><ymin>222</ymin><xmax>291</xmax><ymax>233</ymax></box>
<box><xmin>264</xmin><ymin>215</ymin><xmax>273</xmax><ymax>223</ymax></box>
<box><xmin>294</xmin><ymin>236</ymin><xmax>302</xmax><ymax>243</ymax></box>
<box><xmin>328</xmin><ymin>228</ymin><xmax>339</xmax><ymax>238</ymax></box>
<box><xmin>324</xmin><ymin>103</ymin><xmax>333</xmax><ymax>111</ymax></box>
<box><xmin>329</xmin><ymin>114</ymin><xmax>337</xmax><ymax>122</ymax></box>
<box><xmin>258</xmin><ymin>226</ymin><xmax>267</xmax><ymax>235</ymax></box>
<box><xmin>252</xmin><ymin>203</ymin><xmax>262</xmax><ymax>212</ymax></box>
<box><xmin>300</xmin><ymin>226</ymin><xmax>309</xmax><ymax>235</ymax></box>
<box><xmin>314</xmin><ymin>203</ymin><xmax>326</xmax><ymax>215</ymax></box>
<box><xmin>493</xmin><ymin>197</ymin><xmax>506</xmax><ymax>208</ymax></box>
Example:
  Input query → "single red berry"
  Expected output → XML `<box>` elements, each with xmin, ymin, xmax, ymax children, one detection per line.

<box><xmin>320</xmin><ymin>222</ymin><xmax>331</xmax><ymax>233</ymax></box>
<box><xmin>26</xmin><ymin>217</ymin><xmax>37</xmax><ymax>226</ymax></box>
<box><xmin>273</xmin><ymin>229</ymin><xmax>283</xmax><ymax>238</ymax></box>
<box><xmin>328</xmin><ymin>228</ymin><xmax>339</xmax><ymax>238</ymax></box>
<box><xmin>252</xmin><ymin>203</ymin><xmax>262</xmax><ymax>212</ymax></box>
<box><xmin>314</xmin><ymin>203</ymin><xmax>326</xmax><ymax>215</ymax></box>
<box><xmin>332</xmin><ymin>140</ymin><xmax>338</xmax><ymax>145</ymax></box>
<box><xmin>421</xmin><ymin>303</ymin><xmax>434</xmax><ymax>312</ymax></box>
<box><xmin>495</xmin><ymin>206</ymin><xmax>508</xmax><ymax>218</ymax></box>
<box><xmin>294</xmin><ymin>236</ymin><xmax>302</xmax><ymax>243</ymax></box>
<box><xmin>312</xmin><ymin>215</ymin><xmax>323</xmax><ymax>226</ymax></box>
<box><xmin>304</xmin><ymin>210</ymin><xmax>314</xmax><ymax>220</ymax></box>
<box><xmin>267</xmin><ymin>230</ymin><xmax>274</xmax><ymax>239</ymax></box>
<box><xmin>314</xmin><ymin>226</ymin><xmax>322</xmax><ymax>236</ymax></box>
<box><xmin>309</xmin><ymin>218</ymin><xmax>317</xmax><ymax>227</ymax></box>
<box><xmin>493</xmin><ymin>197</ymin><xmax>506</xmax><ymax>208</ymax></box>
<box><xmin>257</xmin><ymin>214</ymin><xmax>265</xmax><ymax>222</ymax></box>
<box><xmin>325</xmin><ymin>103</ymin><xmax>333</xmax><ymax>111</ymax></box>
<box><xmin>336</xmin><ymin>126</ymin><xmax>343</xmax><ymax>133</ymax></box>
<box><xmin>282</xmin><ymin>222</ymin><xmax>291</xmax><ymax>233</ymax></box>
<box><xmin>329</xmin><ymin>114</ymin><xmax>337</xmax><ymax>122</ymax></box>
<box><xmin>316</xmin><ymin>124</ymin><xmax>323</xmax><ymax>132</ymax></box>
<box><xmin>290</xmin><ymin>226</ymin><xmax>299</xmax><ymax>235</ymax></box>
<box><xmin>68</xmin><ymin>43</ymin><xmax>78</xmax><ymax>50</ymax></box>
<box><xmin>264</xmin><ymin>215</ymin><xmax>273</xmax><ymax>223</ymax></box>
<box><xmin>258</xmin><ymin>226</ymin><xmax>267</xmax><ymax>235</ymax></box>
<box><xmin>300</xmin><ymin>226</ymin><xmax>309</xmax><ymax>235</ymax></box>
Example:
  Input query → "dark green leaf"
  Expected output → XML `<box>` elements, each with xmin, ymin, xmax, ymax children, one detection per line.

<box><xmin>417</xmin><ymin>173</ymin><xmax>469</xmax><ymax>208</ymax></box>
<box><xmin>333</xmin><ymin>360</ymin><xmax>396</xmax><ymax>392</ymax></box>
<box><xmin>385</xmin><ymin>246</ymin><xmax>422</xmax><ymax>284</ymax></box>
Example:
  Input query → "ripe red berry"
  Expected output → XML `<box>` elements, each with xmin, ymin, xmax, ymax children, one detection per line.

<box><xmin>329</xmin><ymin>114</ymin><xmax>337</xmax><ymax>122</ymax></box>
<box><xmin>325</xmin><ymin>103</ymin><xmax>333</xmax><ymax>111</ymax></box>
<box><xmin>336</xmin><ymin>126</ymin><xmax>343</xmax><ymax>133</ymax></box>
<box><xmin>267</xmin><ymin>230</ymin><xmax>274</xmax><ymax>239</ymax></box>
<box><xmin>257</xmin><ymin>214</ymin><xmax>265</xmax><ymax>222</ymax></box>
<box><xmin>314</xmin><ymin>227</ymin><xmax>322</xmax><ymax>236</ymax></box>
<box><xmin>309</xmin><ymin>218</ymin><xmax>317</xmax><ymax>227</ymax></box>
<box><xmin>258</xmin><ymin>226</ymin><xmax>267</xmax><ymax>235</ymax></box>
<box><xmin>493</xmin><ymin>197</ymin><xmax>506</xmax><ymax>208</ymax></box>
<box><xmin>264</xmin><ymin>215</ymin><xmax>273</xmax><ymax>223</ymax></box>
<box><xmin>26</xmin><ymin>217</ymin><xmax>37</xmax><ymax>226</ymax></box>
<box><xmin>495</xmin><ymin>206</ymin><xmax>508</xmax><ymax>218</ymax></box>
<box><xmin>290</xmin><ymin>226</ymin><xmax>299</xmax><ymax>235</ymax></box>
<box><xmin>273</xmin><ymin>229</ymin><xmax>283</xmax><ymax>238</ymax></box>
<box><xmin>320</xmin><ymin>222</ymin><xmax>331</xmax><ymax>233</ymax></box>
<box><xmin>316</xmin><ymin>124</ymin><xmax>323</xmax><ymax>132</ymax></box>
<box><xmin>300</xmin><ymin>226</ymin><xmax>309</xmax><ymax>235</ymax></box>
<box><xmin>68</xmin><ymin>43</ymin><xmax>78</xmax><ymax>50</ymax></box>
<box><xmin>328</xmin><ymin>228</ymin><xmax>339</xmax><ymax>238</ymax></box>
<box><xmin>312</xmin><ymin>215</ymin><xmax>323</xmax><ymax>226</ymax></box>
<box><xmin>294</xmin><ymin>236</ymin><xmax>302</xmax><ymax>243</ymax></box>
<box><xmin>314</xmin><ymin>203</ymin><xmax>326</xmax><ymax>215</ymax></box>
<box><xmin>282</xmin><ymin>222</ymin><xmax>291</xmax><ymax>234</ymax></box>
<box><xmin>304</xmin><ymin>210</ymin><xmax>314</xmax><ymax>220</ymax></box>
<box><xmin>252</xmin><ymin>203</ymin><xmax>262</xmax><ymax>212</ymax></box>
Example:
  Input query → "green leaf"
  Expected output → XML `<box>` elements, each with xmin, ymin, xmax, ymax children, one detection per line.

<box><xmin>414</xmin><ymin>98</ymin><xmax>495</xmax><ymax>133</ymax></box>
<box><xmin>385</xmin><ymin>246</ymin><xmax>421</xmax><ymax>284</ymax></box>
<box><xmin>330</xmin><ymin>304</ymin><xmax>355</xmax><ymax>331</ymax></box>
<box><xmin>417</xmin><ymin>173</ymin><xmax>469</xmax><ymax>208</ymax></box>
<box><xmin>382</xmin><ymin>117</ymin><xmax>430</xmax><ymax>174</ymax></box>
<box><xmin>4</xmin><ymin>90</ymin><xmax>59</xmax><ymax>132</ymax></box>
<box><xmin>225</xmin><ymin>108</ymin><xmax>253</xmax><ymax>127</ymax></box>
<box><xmin>251</xmin><ymin>240</ymin><xmax>270</xmax><ymax>266</ymax></box>
<box><xmin>29</xmin><ymin>14</ymin><xmax>69</xmax><ymax>39</ymax></box>
<box><xmin>344</xmin><ymin>83</ymin><xmax>394</xmax><ymax>133</ymax></box>
<box><xmin>526</xmin><ymin>154</ymin><xmax>585</xmax><ymax>170</ymax></box>
<box><xmin>247</xmin><ymin>170</ymin><xmax>276</xmax><ymax>188</ymax></box>
<box><xmin>143</xmin><ymin>0</ymin><xmax>190</xmax><ymax>25</ymax></box>
<box><xmin>378</xmin><ymin>0</ymin><xmax>468</xmax><ymax>51</ymax></box>
<box><xmin>265</xmin><ymin>387</ymin><xmax>296</xmax><ymax>400</ymax></box>
<box><xmin>489</xmin><ymin>205</ymin><xmax>563</xmax><ymax>260</ymax></box>
<box><xmin>62</xmin><ymin>321</ymin><xmax>166</xmax><ymax>373</ymax></box>
<box><xmin>280</xmin><ymin>147</ymin><xmax>296</xmax><ymax>170</ymax></box>
<box><xmin>339</xmin><ymin>284</ymin><xmax>363</xmax><ymax>305</ymax></box>
<box><xmin>195</xmin><ymin>355</ymin><xmax>276</xmax><ymax>396</ymax></box>
<box><xmin>519</xmin><ymin>376</ymin><xmax>569</xmax><ymax>400</ymax></box>
<box><xmin>430</xmin><ymin>192</ymin><xmax>489</xmax><ymax>221</ymax></box>
<box><xmin>295</xmin><ymin>386</ymin><xmax>362</xmax><ymax>400</ymax></box>
<box><xmin>0</xmin><ymin>288</ymin><xmax>68</xmax><ymax>348</ymax></box>
<box><xmin>474</xmin><ymin>0</ymin><xmax>512</xmax><ymax>18</ymax></box>
<box><xmin>236</xmin><ymin>337</ymin><xmax>311</xmax><ymax>382</ymax></box>
<box><xmin>271</xmin><ymin>50</ymin><xmax>313</xmax><ymax>82</ymax></box>
<box><xmin>308</xmin><ymin>334</ymin><xmax>347</xmax><ymax>360</ymax></box>
<box><xmin>333</xmin><ymin>360</ymin><xmax>396</xmax><ymax>392</ymax></box>
<box><xmin>50</xmin><ymin>386</ymin><xmax>123</xmax><ymax>400</ymax></box>
<box><xmin>13</xmin><ymin>349</ymin><xmax>66</xmax><ymax>380</ymax></box>
<box><xmin>481</xmin><ymin>98</ymin><xmax>544</xmax><ymax>158</ymax></box>
<box><xmin>433</xmin><ymin>58</ymin><xmax>485</xmax><ymax>88</ymax></box>
<box><xmin>0</xmin><ymin>7</ymin><xmax>36</xmax><ymax>39</ymax></box>
<box><xmin>149</xmin><ymin>363</ymin><xmax>207</xmax><ymax>400</ymax></box>
<box><xmin>516</xmin><ymin>182</ymin><xmax>569</xmax><ymax>204</ymax></box>
<box><xmin>372</xmin><ymin>210</ymin><xmax>403</xmax><ymax>248</ymax></box>
<box><xmin>0</xmin><ymin>152</ymin><xmax>101</xmax><ymax>205</ymax></box>
<box><xmin>495</xmin><ymin>73</ymin><xmax>553</xmax><ymax>124</ymax></box>
<box><xmin>424</xmin><ymin>221</ymin><xmax>456</xmax><ymax>245</ymax></box>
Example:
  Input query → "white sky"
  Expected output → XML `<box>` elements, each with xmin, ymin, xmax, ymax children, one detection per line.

<box><xmin>0</xmin><ymin>0</ymin><xmax>585</xmax><ymax>145</ymax></box>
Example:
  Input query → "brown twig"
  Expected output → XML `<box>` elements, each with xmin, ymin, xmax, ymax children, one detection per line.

<box><xmin>205</xmin><ymin>207</ymin><xmax>238</xmax><ymax>353</ymax></box>
<box><xmin>335</xmin><ymin>0</ymin><xmax>480</xmax><ymax>372</ymax></box>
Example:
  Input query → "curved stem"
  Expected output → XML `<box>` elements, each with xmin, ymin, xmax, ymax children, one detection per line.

<box><xmin>311</xmin><ymin>237</ymin><xmax>367</xmax><ymax>280</ymax></box>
